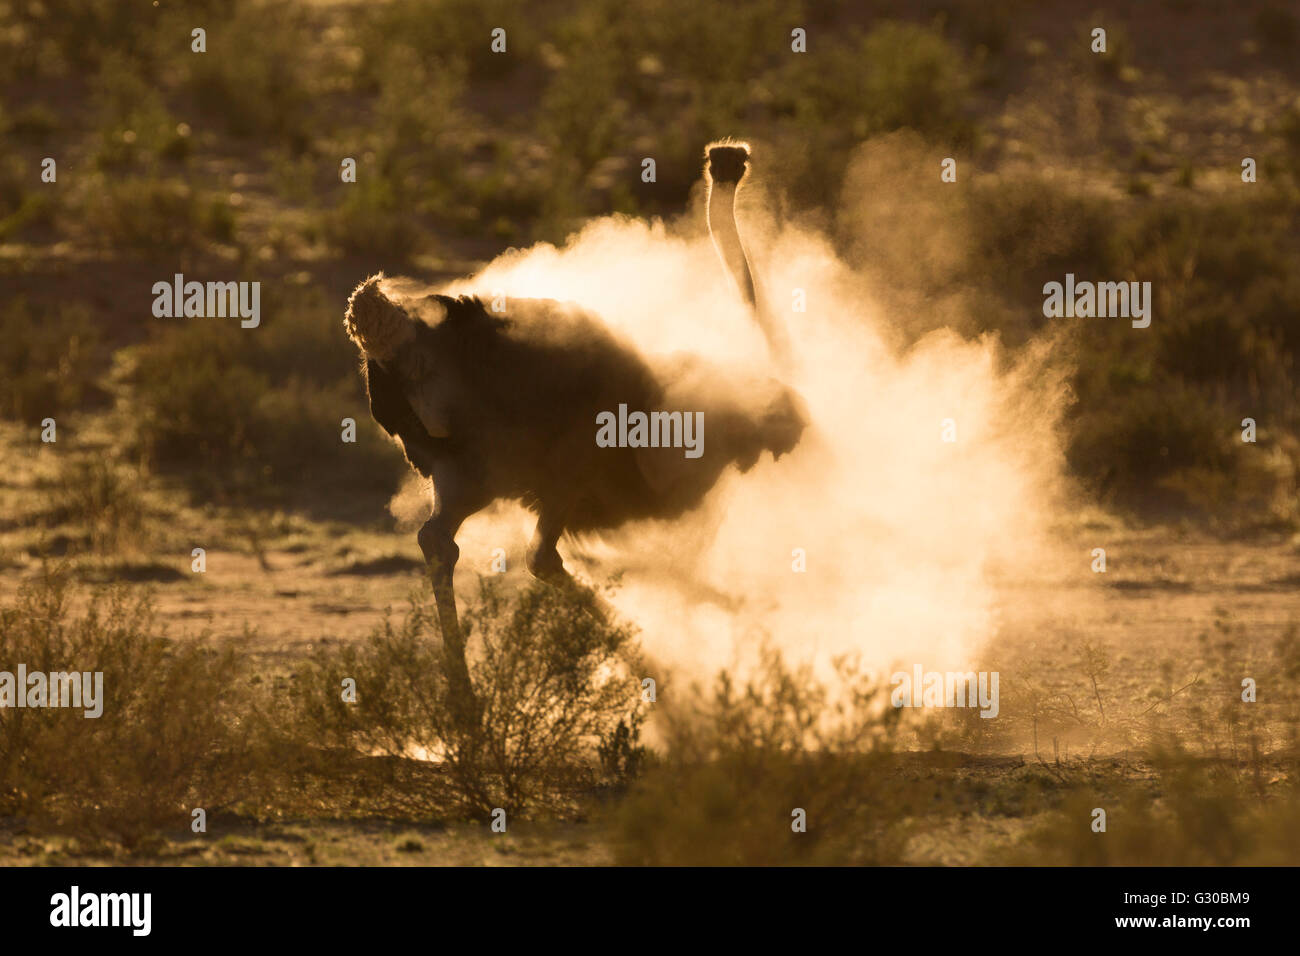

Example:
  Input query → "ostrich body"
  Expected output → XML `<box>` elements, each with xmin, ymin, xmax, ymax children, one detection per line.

<box><xmin>344</xmin><ymin>144</ymin><xmax>805</xmax><ymax>718</ymax></box>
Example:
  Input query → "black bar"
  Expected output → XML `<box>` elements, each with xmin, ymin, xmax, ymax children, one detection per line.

<box><xmin>0</xmin><ymin>866</ymin><xmax>1277</xmax><ymax>943</ymax></box>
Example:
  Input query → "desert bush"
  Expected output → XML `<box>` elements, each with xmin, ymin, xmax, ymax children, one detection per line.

<box><xmin>531</xmin><ymin>0</ymin><xmax>811</xmax><ymax>221</ymax></box>
<box><xmin>5</xmin><ymin>0</ymin><xmax>160</xmax><ymax>75</ymax></box>
<box><xmin>90</xmin><ymin>52</ymin><xmax>192</xmax><ymax>171</ymax></box>
<box><xmin>1254</xmin><ymin>4</ymin><xmax>1298</xmax><ymax>49</ymax></box>
<box><xmin>611</xmin><ymin>649</ymin><xmax>909</xmax><ymax>865</ymax></box>
<box><xmin>775</xmin><ymin>20</ymin><xmax>976</xmax><ymax>202</ymax></box>
<box><xmin>0</xmin><ymin>155</ymin><xmax>55</xmax><ymax>241</ymax></box>
<box><xmin>1066</xmin><ymin>381</ymin><xmax>1236</xmax><ymax>511</ymax></box>
<box><xmin>975</xmin><ymin>177</ymin><xmax>1118</xmax><ymax>281</ymax></box>
<box><xmin>456</xmin><ymin>141</ymin><xmax>555</xmax><ymax>242</ymax></box>
<box><xmin>1058</xmin><ymin>194</ymin><xmax>1300</xmax><ymax>519</ymax></box>
<box><xmin>292</xmin><ymin>577</ymin><xmax>644</xmax><ymax>818</ymax></box>
<box><xmin>80</xmin><ymin>174</ymin><xmax>235</xmax><ymax>255</ymax></box>
<box><xmin>0</xmin><ymin>298</ymin><xmax>101</xmax><ymax>422</ymax></box>
<box><xmin>358</xmin><ymin>0</ymin><xmax>537</xmax><ymax>84</ymax></box>
<box><xmin>316</xmin><ymin>30</ymin><xmax>474</xmax><ymax>252</ymax></box>
<box><xmin>3</xmin><ymin>103</ymin><xmax>60</xmax><ymax>144</ymax></box>
<box><xmin>1005</xmin><ymin>742</ymin><xmax>1300</xmax><ymax>865</ymax></box>
<box><xmin>321</xmin><ymin>172</ymin><xmax>422</xmax><ymax>262</ymax></box>
<box><xmin>121</xmin><ymin>288</ymin><xmax>402</xmax><ymax>502</ymax></box>
<box><xmin>855</xmin><ymin>22</ymin><xmax>975</xmax><ymax>143</ymax></box>
<box><xmin>121</xmin><ymin>319</ymin><xmax>265</xmax><ymax>482</ymax></box>
<box><xmin>185</xmin><ymin>1</ymin><xmax>317</xmax><ymax>151</ymax></box>
<box><xmin>45</xmin><ymin>457</ymin><xmax>149</xmax><ymax>553</ymax></box>
<box><xmin>0</xmin><ymin>570</ymin><xmax>256</xmax><ymax>848</ymax></box>
<box><xmin>535</xmin><ymin>44</ymin><xmax>631</xmax><ymax>192</ymax></box>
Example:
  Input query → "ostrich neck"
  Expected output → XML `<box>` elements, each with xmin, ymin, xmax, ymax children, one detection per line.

<box><xmin>706</xmin><ymin>180</ymin><xmax>792</xmax><ymax>372</ymax></box>
<box><xmin>707</xmin><ymin>181</ymin><xmax>756</xmax><ymax>309</ymax></box>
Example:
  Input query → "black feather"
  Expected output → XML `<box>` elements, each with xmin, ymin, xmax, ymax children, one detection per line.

<box><xmin>363</xmin><ymin>357</ymin><xmax>439</xmax><ymax>477</ymax></box>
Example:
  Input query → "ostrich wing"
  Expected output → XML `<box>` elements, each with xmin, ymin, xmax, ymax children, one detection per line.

<box><xmin>363</xmin><ymin>357</ymin><xmax>440</xmax><ymax>477</ymax></box>
<box><xmin>400</xmin><ymin>373</ymin><xmax>454</xmax><ymax>440</ymax></box>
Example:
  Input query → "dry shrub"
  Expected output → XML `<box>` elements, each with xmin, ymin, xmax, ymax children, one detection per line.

<box><xmin>81</xmin><ymin>175</ymin><xmax>234</xmax><ymax>255</ymax></box>
<box><xmin>321</xmin><ymin>173</ymin><xmax>421</xmax><ymax>261</ymax></box>
<box><xmin>0</xmin><ymin>570</ymin><xmax>257</xmax><ymax>849</ymax></box>
<box><xmin>184</xmin><ymin>0</ymin><xmax>316</xmax><ymax>149</ymax></box>
<box><xmin>45</xmin><ymin>457</ymin><xmax>148</xmax><ymax>552</ymax></box>
<box><xmin>0</xmin><ymin>299</ymin><xmax>101</xmax><ymax>423</ymax></box>
<box><xmin>292</xmin><ymin>577</ymin><xmax>644</xmax><ymax>818</ymax></box>
<box><xmin>120</xmin><ymin>288</ymin><xmax>403</xmax><ymax>505</ymax></box>
<box><xmin>1005</xmin><ymin>740</ymin><xmax>1300</xmax><ymax>866</ymax></box>
<box><xmin>610</xmin><ymin>649</ymin><xmax>909</xmax><ymax>865</ymax></box>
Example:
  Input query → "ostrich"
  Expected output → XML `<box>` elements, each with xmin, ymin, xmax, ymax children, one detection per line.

<box><xmin>343</xmin><ymin>143</ymin><xmax>805</xmax><ymax>721</ymax></box>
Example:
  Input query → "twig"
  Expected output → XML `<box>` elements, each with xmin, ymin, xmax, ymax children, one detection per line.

<box><xmin>1137</xmin><ymin>674</ymin><xmax>1201</xmax><ymax>717</ymax></box>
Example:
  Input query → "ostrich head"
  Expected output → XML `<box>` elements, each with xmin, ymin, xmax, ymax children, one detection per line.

<box><xmin>706</xmin><ymin>143</ymin><xmax>751</xmax><ymax>188</ymax></box>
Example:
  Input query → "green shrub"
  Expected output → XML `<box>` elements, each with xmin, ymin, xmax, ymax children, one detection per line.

<box><xmin>7</xmin><ymin>0</ymin><xmax>160</xmax><ymax>74</ymax></box>
<box><xmin>779</xmin><ymin>21</ymin><xmax>974</xmax><ymax>142</ymax></box>
<box><xmin>966</xmin><ymin>176</ymin><xmax>1119</xmax><ymax>301</ymax></box>
<box><xmin>122</xmin><ymin>320</ymin><xmax>265</xmax><ymax>479</ymax></box>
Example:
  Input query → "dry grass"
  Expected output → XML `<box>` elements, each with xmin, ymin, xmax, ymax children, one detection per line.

<box><xmin>290</xmin><ymin>576</ymin><xmax>646</xmax><ymax>819</ymax></box>
<box><xmin>0</xmin><ymin>560</ymin><xmax>1297</xmax><ymax>864</ymax></box>
<box><xmin>0</xmin><ymin>570</ymin><xmax>259</xmax><ymax>850</ymax></box>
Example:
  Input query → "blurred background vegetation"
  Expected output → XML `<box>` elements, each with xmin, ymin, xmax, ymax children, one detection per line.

<box><xmin>2</xmin><ymin>0</ymin><xmax>1298</xmax><ymax>527</ymax></box>
<box><xmin>2</xmin><ymin>0</ymin><xmax>1300</xmax><ymax>862</ymax></box>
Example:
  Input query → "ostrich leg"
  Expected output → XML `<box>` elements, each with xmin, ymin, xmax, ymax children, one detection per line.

<box><xmin>417</xmin><ymin>472</ymin><xmax>481</xmax><ymax>731</ymax></box>
<box><xmin>526</xmin><ymin>508</ymin><xmax>569</xmax><ymax>585</ymax></box>
<box><xmin>528</xmin><ymin>508</ymin><xmax>611</xmax><ymax>623</ymax></box>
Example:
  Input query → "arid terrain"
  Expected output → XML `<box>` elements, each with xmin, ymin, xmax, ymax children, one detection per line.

<box><xmin>2</xmin><ymin>416</ymin><xmax>1297</xmax><ymax>864</ymax></box>
<box><xmin>2</xmin><ymin>0</ymin><xmax>1299</xmax><ymax>865</ymax></box>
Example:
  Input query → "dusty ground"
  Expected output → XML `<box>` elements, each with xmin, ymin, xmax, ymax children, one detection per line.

<box><xmin>2</xmin><ymin>421</ymin><xmax>1296</xmax><ymax>865</ymax></box>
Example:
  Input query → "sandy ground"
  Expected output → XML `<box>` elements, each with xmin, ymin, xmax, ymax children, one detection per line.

<box><xmin>2</xmin><ymin>426</ymin><xmax>1295</xmax><ymax>865</ymax></box>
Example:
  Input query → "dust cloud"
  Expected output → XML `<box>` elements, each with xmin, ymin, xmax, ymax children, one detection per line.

<box><xmin>405</xmin><ymin>141</ymin><xmax>1074</xmax><ymax>683</ymax></box>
